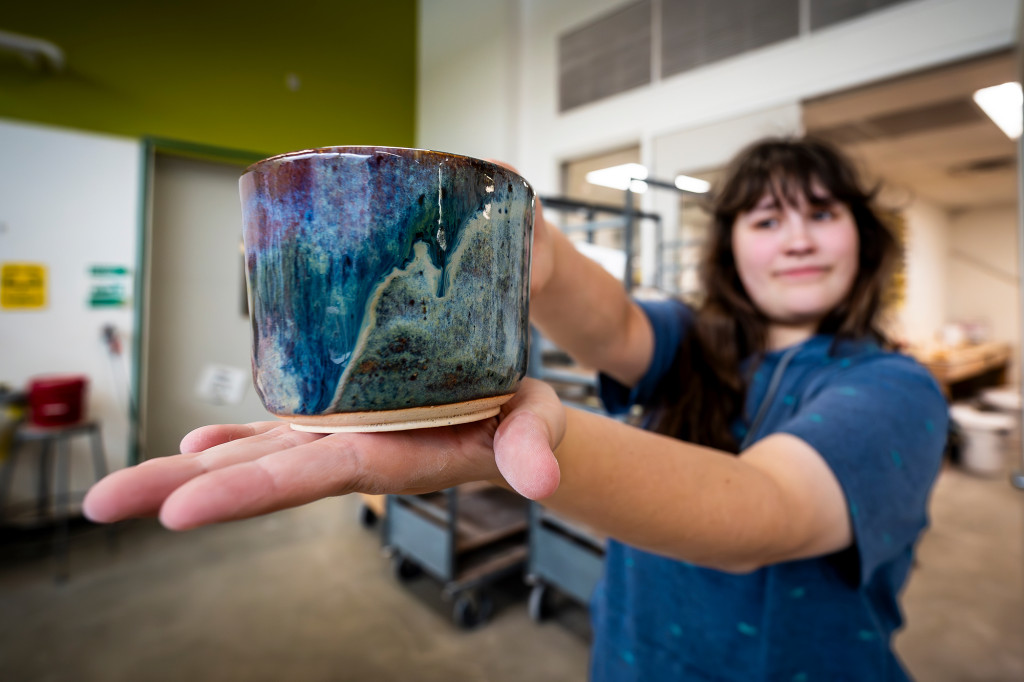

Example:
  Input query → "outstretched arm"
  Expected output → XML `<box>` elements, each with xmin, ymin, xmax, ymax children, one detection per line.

<box><xmin>84</xmin><ymin>378</ymin><xmax>850</xmax><ymax>574</ymax></box>
<box><xmin>541</xmin><ymin>408</ymin><xmax>852</xmax><ymax>573</ymax></box>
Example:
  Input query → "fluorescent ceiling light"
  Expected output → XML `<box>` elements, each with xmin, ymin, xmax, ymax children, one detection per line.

<box><xmin>586</xmin><ymin>163</ymin><xmax>648</xmax><ymax>192</ymax></box>
<box><xmin>973</xmin><ymin>82</ymin><xmax>1023</xmax><ymax>140</ymax></box>
<box><xmin>585</xmin><ymin>163</ymin><xmax>711</xmax><ymax>194</ymax></box>
<box><xmin>674</xmin><ymin>174</ymin><xmax>711</xmax><ymax>194</ymax></box>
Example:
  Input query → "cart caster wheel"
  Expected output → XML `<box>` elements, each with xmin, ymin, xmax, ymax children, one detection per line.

<box><xmin>359</xmin><ymin>505</ymin><xmax>378</xmax><ymax>528</ymax></box>
<box><xmin>391</xmin><ymin>554</ymin><xmax>422</xmax><ymax>582</ymax></box>
<box><xmin>453</xmin><ymin>591</ymin><xmax>494</xmax><ymax>629</ymax></box>
<box><xmin>528</xmin><ymin>583</ymin><xmax>551</xmax><ymax>622</ymax></box>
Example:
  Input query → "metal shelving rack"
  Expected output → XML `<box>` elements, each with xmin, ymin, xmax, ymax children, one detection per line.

<box><xmin>524</xmin><ymin>193</ymin><xmax>654</xmax><ymax>622</ymax></box>
<box><xmin>526</xmin><ymin>180</ymin><xmax>700</xmax><ymax>622</ymax></box>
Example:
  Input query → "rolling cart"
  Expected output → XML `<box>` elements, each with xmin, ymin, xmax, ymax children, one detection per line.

<box><xmin>525</xmin><ymin>502</ymin><xmax>606</xmax><ymax>622</ymax></box>
<box><xmin>384</xmin><ymin>481</ymin><xmax>529</xmax><ymax>629</ymax></box>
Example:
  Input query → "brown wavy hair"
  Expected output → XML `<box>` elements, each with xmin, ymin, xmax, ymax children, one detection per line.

<box><xmin>649</xmin><ymin>136</ymin><xmax>900</xmax><ymax>451</ymax></box>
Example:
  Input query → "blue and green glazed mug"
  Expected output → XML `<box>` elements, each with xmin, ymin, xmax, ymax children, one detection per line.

<box><xmin>240</xmin><ymin>147</ymin><xmax>534</xmax><ymax>432</ymax></box>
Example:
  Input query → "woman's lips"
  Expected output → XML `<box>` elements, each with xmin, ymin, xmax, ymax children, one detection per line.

<box><xmin>775</xmin><ymin>266</ymin><xmax>829</xmax><ymax>279</ymax></box>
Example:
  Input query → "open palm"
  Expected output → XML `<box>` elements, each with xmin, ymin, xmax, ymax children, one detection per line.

<box><xmin>84</xmin><ymin>379</ymin><xmax>564</xmax><ymax>530</ymax></box>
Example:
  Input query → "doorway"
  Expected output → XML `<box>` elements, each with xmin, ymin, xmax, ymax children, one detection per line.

<box><xmin>142</xmin><ymin>153</ymin><xmax>267</xmax><ymax>461</ymax></box>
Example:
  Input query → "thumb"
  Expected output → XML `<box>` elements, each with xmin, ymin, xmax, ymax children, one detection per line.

<box><xmin>493</xmin><ymin>379</ymin><xmax>564</xmax><ymax>500</ymax></box>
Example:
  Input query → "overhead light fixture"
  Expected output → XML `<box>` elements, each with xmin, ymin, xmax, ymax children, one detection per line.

<box><xmin>585</xmin><ymin>162</ymin><xmax>710</xmax><ymax>195</ymax></box>
<box><xmin>585</xmin><ymin>163</ymin><xmax>649</xmax><ymax>192</ymax></box>
<box><xmin>973</xmin><ymin>82</ymin><xmax>1023</xmax><ymax>140</ymax></box>
<box><xmin>673</xmin><ymin>174</ymin><xmax>711</xmax><ymax>194</ymax></box>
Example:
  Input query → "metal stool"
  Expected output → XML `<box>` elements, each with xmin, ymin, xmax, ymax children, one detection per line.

<box><xmin>0</xmin><ymin>419</ymin><xmax>110</xmax><ymax>581</ymax></box>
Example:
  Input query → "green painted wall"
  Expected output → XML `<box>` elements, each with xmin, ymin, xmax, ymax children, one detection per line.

<box><xmin>1</xmin><ymin>1</ymin><xmax>417</xmax><ymax>157</ymax></box>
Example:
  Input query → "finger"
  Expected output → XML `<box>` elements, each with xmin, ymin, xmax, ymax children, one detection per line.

<box><xmin>83</xmin><ymin>424</ymin><xmax>323</xmax><ymax>523</ymax></box>
<box><xmin>158</xmin><ymin>434</ymin><xmax>363</xmax><ymax>530</ymax></box>
<box><xmin>494</xmin><ymin>411</ymin><xmax>560</xmax><ymax>500</ymax></box>
<box><xmin>180</xmin><ymin>421</ymin><xmax>281</xmax><ymax>453</ymax></box>
<box><xmin>493</xmin><ymin>379</ymin><xmax>565</xmax><ymax>500</ymax></box>
<box><xmin>83</xmin><ymin>457</ymin><xmax>205</xmax><ymax>523</ymax></box>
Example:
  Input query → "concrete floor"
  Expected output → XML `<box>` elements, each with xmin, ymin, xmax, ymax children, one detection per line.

<box><xmin>0</xmin><ymin>463</ymin><xmax>1021</xmax><ymax>681</ymax></box>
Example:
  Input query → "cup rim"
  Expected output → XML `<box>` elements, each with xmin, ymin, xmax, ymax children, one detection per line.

<box><xmin>243</xmin><ymin>145</ymin><xmax>533</xmax><ymax>192</ymax></box>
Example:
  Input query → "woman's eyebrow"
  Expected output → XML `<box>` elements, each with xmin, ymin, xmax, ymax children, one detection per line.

<box><xmin>752</xmin><ymin>195</ymin><xmax>779</xmax><ymax>210</ymax></box>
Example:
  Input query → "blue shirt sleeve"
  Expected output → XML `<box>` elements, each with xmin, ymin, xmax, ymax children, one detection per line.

<box><xmin>775</xmin><ymin>354</ymin><xmax>949</xmax><ymax>586</ymax></box>
<box><xmin>598</xmin><ymin>299</ymin><xmax>693</xmax><ymax>414</ymax></box>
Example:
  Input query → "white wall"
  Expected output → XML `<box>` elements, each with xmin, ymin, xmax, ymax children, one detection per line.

<box><xmin>417</xmin><ymin>0</ymin><xmax>522</xmax><ymax>162</ymax></box>
<box><xmin>900</xmin><ymin>198</ymin><xmax>952</xmax><ymax>346</ymax></box>
<box><xmin>0</xmin><ymin>118</ymin><xmax>141</xmax><ymax>507</ymax></box>
<box><xmin>948</xmin><ymin>203</ymin><xmax>1021</xmax><ymax>368</ymax></box>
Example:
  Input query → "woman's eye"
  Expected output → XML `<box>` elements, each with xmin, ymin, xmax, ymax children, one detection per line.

<box><xmin>812</xmin><ymin>209</ymin><xmax>835</xmax><ymax>221</ymax></box>
<box><xmin>755</xmin><ymin>218</ymin><xmax>778</xmax><ymax>229</ymax></box>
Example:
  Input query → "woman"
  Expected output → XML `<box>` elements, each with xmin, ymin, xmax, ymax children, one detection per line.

<box><xmin>84</xmin><ymin>137</ymin><xmax>948</xmax><ymax>680</ymax></box>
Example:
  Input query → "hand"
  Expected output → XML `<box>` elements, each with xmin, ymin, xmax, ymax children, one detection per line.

<box><xmin>83</xmin><ymin>379</ymin><xmax>565</xmax><ymax>531</ymax></box>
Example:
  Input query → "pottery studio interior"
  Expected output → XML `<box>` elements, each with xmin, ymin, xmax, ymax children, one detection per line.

<box><xmin>2</xmin><ymin>1</ymin><xmax>1024</xmax><ymax>681</ymax></box>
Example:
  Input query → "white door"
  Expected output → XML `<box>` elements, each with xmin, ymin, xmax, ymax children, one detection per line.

<box><xmin>143</xmin><ymin>154</ymin><xmax>268</xmax><ymax>461</ymax></box>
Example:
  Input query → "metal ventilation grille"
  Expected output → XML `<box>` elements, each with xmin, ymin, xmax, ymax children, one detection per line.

<box><xmin>810</xmin><ymin>0</ymin><xmax>914</xmax><ymax>31</ymax></box>
<box><xmin>661</xmin><ymin>0</ymin><xmax>799</xmax><ymax>79</ymax></box>
<box><xmin>558</xmin><ymin>0</ymin><xmax>922</xmax><ymax>110</ymax></box>
<box><xmin>558</xmin><ymin>0</ymin><xmax>652</xmax><ymax>112</ymax></box>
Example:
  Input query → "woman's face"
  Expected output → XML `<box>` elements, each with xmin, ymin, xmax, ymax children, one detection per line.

<box><xmin>731</xmin><ymin>184</ymin><xmax>860</xmax><ymax>329</ymax></box>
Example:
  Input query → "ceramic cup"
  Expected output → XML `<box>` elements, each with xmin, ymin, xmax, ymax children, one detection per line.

<box><xmin>240</xmin><ymin>147</ymin><xmax>534</xmax><ymax>433</ymax></box>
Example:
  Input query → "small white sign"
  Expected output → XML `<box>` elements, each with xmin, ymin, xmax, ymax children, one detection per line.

<box><xmin>195</xmin><ymin>364</ymin><xmax>249</xmax><ymax>405</ymax></box>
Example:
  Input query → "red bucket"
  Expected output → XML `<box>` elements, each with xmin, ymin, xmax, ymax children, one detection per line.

<box><xmin>28</xmin><ymin>375</ymin><xmax>88</xmax><ymax>427</ymax></box>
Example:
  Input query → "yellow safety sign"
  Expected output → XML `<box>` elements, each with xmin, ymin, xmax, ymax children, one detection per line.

<box><xmin>1</xmin><ymin>262</ymin><xmax>47</xmax><ymax>309</ymax></box>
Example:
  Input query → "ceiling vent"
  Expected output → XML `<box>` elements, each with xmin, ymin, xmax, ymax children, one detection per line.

<box><xmin>558</xmin><ymin>1</ymin><xmax>652</xmax><ymax>112</ymax></box>
<box><xmin>810</xmin><ymin>0</ymin><xmax>915</xmax><ymax>31</ymax></box>
<box><xmin>661</xmin><ymin>0</ymin><xmax>799</xmax><ymax>79</ymax></box>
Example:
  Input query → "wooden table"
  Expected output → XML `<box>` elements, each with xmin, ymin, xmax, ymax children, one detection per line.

<box><xmin>916</xmin><ymin>342</ymin><xmax>1012</xmax><ymax>399</ymax></box>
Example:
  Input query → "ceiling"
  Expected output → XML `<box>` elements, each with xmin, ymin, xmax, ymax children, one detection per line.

<box><xmin>803</xmin><ymin>50</ymin><xmax>1018</xmax><ymax>211</ymax></box>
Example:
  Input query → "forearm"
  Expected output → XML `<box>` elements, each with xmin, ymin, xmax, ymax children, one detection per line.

<box><xmin>530</xmin><ymin>226</ymin><xmax>649</xmax><ymax>384</ymax></box>
<box><xmin>540</xmin><ymin>407</ymin><xmax>794</xmax><ymax>573</ymax></box>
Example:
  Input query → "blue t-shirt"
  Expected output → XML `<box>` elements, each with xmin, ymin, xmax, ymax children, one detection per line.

<box><xmin>592</xmin><ymin>299</ymin><xmax>948</xmax><ymax>681</ymax></box>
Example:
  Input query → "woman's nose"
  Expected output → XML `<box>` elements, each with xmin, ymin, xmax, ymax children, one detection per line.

<box><xmin>782</xmin><ymin>215</ymin><xmax>815</xmax><ymax>253</ymax></box>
